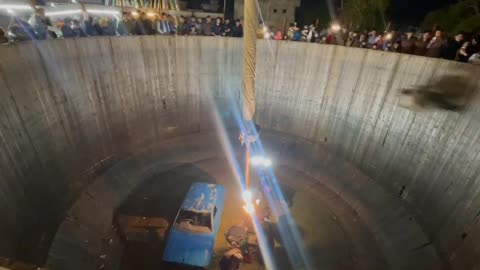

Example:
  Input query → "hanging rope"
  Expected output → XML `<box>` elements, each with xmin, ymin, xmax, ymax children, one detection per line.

<box><xmin>242</xmin><ymin>0</ymin><xmax>258</xmax><ymax>121</ymax></box>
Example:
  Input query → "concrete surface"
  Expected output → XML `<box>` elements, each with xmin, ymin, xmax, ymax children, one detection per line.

<box><xmin>0</xmin><ymin>36</ymin><xmax>479</xmax><ymax>269</ymax></box>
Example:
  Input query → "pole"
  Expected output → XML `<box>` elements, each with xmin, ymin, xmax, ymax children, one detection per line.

<box><xmin>242</xmin><ymin>0</ymin><xmax>258</xmax><ymax>189</ymax></box>
<box><xmin>242</xmin><ymin>0</ymin><xmax>257</xmax><ymax>121</ymax></box>
<box><xmin>245</xmin><ymin>146</ymin><xmax>251</xmax><ymax>188</ymax></box>
<box><xmin>223</xmin><ymin>0</ymin><xmax>227</xmax><ymax>19</ymax></box>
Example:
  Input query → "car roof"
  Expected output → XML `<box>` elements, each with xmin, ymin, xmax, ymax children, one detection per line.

<box><xmin>181</xmin><ymin>182</ymin><xmax>223</xmax><ymax>213</ymax></box>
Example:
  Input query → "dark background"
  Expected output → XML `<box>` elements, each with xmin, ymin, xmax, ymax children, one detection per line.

<box><xmin>294</xmin><ymin>0</ymin><xmax>458</xmax><ymax>26</ymax></box>
<box><xmin>198</xmin><ymin>0</ymin><xmax>459</xmax><ymax>27</ymax></box>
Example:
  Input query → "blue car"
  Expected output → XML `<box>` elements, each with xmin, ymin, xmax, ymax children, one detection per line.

<box><xmin>163</xmin><ymin>182</ymin><xmax>225</xmax><ymax>268</ymax></box>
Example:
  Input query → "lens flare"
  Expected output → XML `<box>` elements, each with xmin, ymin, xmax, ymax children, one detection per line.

<box><xmin>242</xmin><ymin>190</ymin><xmax>253</xmax><ymax>202</ymax></box>
<box><xmin>251</xmin><ymin>155</ymin><xmax>263</xmax><ymax>166</ymax></box>
<box><xmin>243</xmin><ymin>202</ymin><xmax>255</xmax><ymax>214</ymax></box>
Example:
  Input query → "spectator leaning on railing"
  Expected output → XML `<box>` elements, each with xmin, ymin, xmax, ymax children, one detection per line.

<box><xmin>1</xmin><ymin>8</ymin><xmax>477</xmax><ymax>64</ymax></box>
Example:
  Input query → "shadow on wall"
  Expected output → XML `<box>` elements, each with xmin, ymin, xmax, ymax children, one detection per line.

<box><xmin>113</xmin><ymin>163</ymin><xmax>216</xmax><ymax>270</ymax></box>
<box><xmin>399</xmin><ymin>75</ymin><xmax>477</xmax><ymax>111</ymax></box>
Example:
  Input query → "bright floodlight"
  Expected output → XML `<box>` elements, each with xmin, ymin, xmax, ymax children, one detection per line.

<box><xmin>263</xmin><ymin>158</ymin><xmax>272</xmax><ymax>167</ymax></box>
<box><xmin>131</xmin><ymin>11</ymin><xmax>139</xmax><ymax>17</ymax></box>
<box><xmin>0</xmin><ymin>4</ymin><xmax>33</xmax><ymax>10</ymax></box>
<box><xmin>242</xmin><ymin>190</ymin><xmax>252</xmax><ymax>202</ymax></box>
<box><xmin>331</xmin><ymin>23</ymin><xmax>341</xmax><ymax>32</ymax></box>
<box><xmin>243</xmin><ymin>202</ymin><xmax>255</xmax><ymax>214</ymax></box>
<box><xmin>251</xmin><ymin>155</ymin><xmax>263</xmax><ymax>166</ymax></box>
<box><xmin>251</xmin><ymin>155</ymin><xmax>272</xmax><ymax>167</ymax></box>
<box><xmin>147</xmin><ymin>12</ymin><xmax>156</xmax><ymax>17</ymax></box>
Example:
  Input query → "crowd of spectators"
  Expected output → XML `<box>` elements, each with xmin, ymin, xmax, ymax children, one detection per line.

<box><xmin>0</xmin><ymin>8</ymin><xmax>243</xmax><ymax>43</ymax></box>
<box><xmin>267</xmin><ymin>22</ymin><xmax>480</xmax><ymax>64</ymax></box>
<box><xmin>1</xmin><ymin>8</ymin><xmax>479</xmax><ymax>65</ymax></box>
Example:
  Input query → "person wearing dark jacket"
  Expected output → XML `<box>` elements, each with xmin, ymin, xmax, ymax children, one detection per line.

<box><xmin>212</xmin><ymin>17</ymin><xmax>223</xmax><ymax>36</ymax></box>
<box><xmin>117</xmin><ymin>13</ymin><xmax>133</xmax><ymax>35</ymax></box>
<box><xmin>10</xmin><ymin>16</ymin><xmax>36</xmax><ymax>41</ymax></box>
<box><xmin>443</xmin><ymin>33</ymin><xmax>463</xmax><ymax>60</ymax></box>
<box><xmin>457</xmin><ymin>41</ymin><xmax>470</xmax><ymax>62</ymax></box>
<box><xmin>157</xmin><ymin>12</ymin><xmax>173</xmax><ymax>35</ymax></box>
<box><xmin>425</xmin><ymin>30</ymin><xmax>446</xmax><ymax>58</ymax></box>
<box><xmin>72</xmin><ymin>19</ymin><xmax>87</xmax><ymax>37</ymax></box>
<box><xmin>30</xmin><ymin>8</ymin><xmax>48</xmax><ymax>40</ymax></box>
<box><xmin>61</xmin><ymin>18</ymin><xmax>76</xmax><ymax>38</ymax></box>
<box><xmin>202</xmin><ymin>16</ymin><xmax>213</xmax><ymax>36</ymax></box>
<box><xmin>85</xmin><ymin>16</ymin><xmax>99</xmax><ymax>36</ymax></box>
<box><xmin>0</xmin><ymin>27</ymin><xmax>8</xmax><ymax>43</ymax></box>
<box><xmin>222</xmin><ymin>18</ymin><xmax>232</xmax><ymax>36</ymax></box>
<box><xmin>134</xmin><ymin>12</ymin><xmax>154</xmax><ymax>35</ymax></box>
<box><xmin>466</xmin><ymin>36</ymin><xmax>479</xmax><ymax>58</ymax></box>
<box><xmin>231</xmin><ymin>19</ymin><xmax>243</xmax><ymax>37</ymax></box>
<box><xmin>413</xmin><ymin>31</ymin><xmax>431</xmax><ymax>56</ymax></box>
<box><xmin>401</xmin><ymin>30</ymin><xmax>416</xmax><ymax>54</ymax></box>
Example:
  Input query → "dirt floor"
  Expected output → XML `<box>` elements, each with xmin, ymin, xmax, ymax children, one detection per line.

<box><xmin>115</xmin><ymin>155</ymin><xmax>385</xmax><ymax>270</ymax></box>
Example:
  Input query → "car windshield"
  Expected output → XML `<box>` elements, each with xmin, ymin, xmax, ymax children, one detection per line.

<box><xmin>174</xmin><ymin>209</ymin><xmax>212</xmax><ymax>233</ymax></box>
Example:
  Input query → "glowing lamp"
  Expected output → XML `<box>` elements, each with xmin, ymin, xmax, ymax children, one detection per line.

<box><xmin>0</xmin><ymin>4</ymin><xmax>32</xmax><ymax>11</ymax></box>
<box><xmin>331</xmin><ymin>23</ymin><xmax>341</xmax><ymax>33</ymax></box>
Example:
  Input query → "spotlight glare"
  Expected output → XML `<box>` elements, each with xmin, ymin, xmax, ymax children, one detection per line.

<box><xmin>251</xmin><ymin>155</ymin><xmax>272</xmax><ymax>167</ymax></box>
<box><xmin>6</xmin><ymin>8</ymin><xmax>14</xmax><ymax>14</ymax></box>
<box><xmin>242</xmin><ymin>190</ymin><xmax>252</xmax><ymax>203</ymax></box>
<box><xmin>131</xmin><ymin>11</ymin><xmax>139</xmax><ymax>17</ymax></box>
<box><xmin>45</xmin><ymin>9</ymin><xmax>81</xmax><ymax>16</ymax></box>
<box><xmin>147</xmin><ymin>12</ymin><xmax>156</xmax><ymax>17</ymax></box>
<box><xmin>0</xmin><ymin>4</ymin><xmax>33</xmax><ymax>10</ymax></box>
<box><xmin>243</xmin><ymin>202</ymin><xmax>255</xmax><ymax>214</ymax></box>
<box><xmin>251</xmin><ymin>155</ymin><xmax>263</xmax><ymax>166</ymax></box>
<box><xmin>263</xmin><ymin>158</ymin><xmax>272</xmax><ymax>167</ymax></box>
<box><xmin>87</xmin><ymin>9</ymin><xmax>120</xmax><ymax>15</ymax></box>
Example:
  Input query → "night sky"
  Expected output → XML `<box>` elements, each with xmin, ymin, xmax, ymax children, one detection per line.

<box><xmin>191</xmin><ymin>0</ymin><xmax>457</xmax><ymax>27</ymax></box>
<box><xmin>295</xmin><ymin>0</ymin><xmax>458</xmax><ymax>26</ymax></box>
<box><xmin>388</xmin><ymin>0</ymin><xmax>457</xmax><ymax>25</ymax></box>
